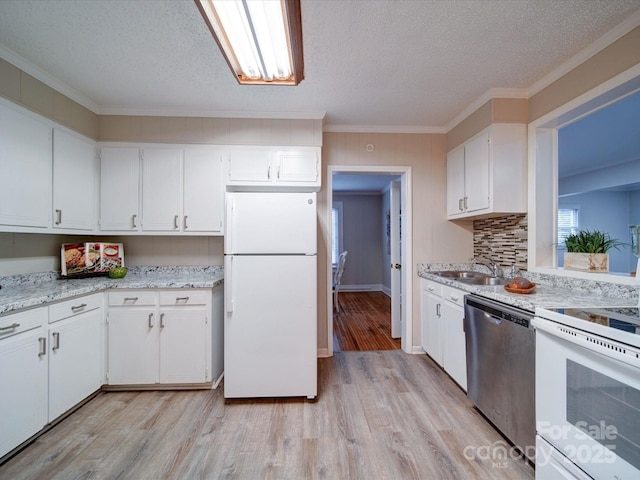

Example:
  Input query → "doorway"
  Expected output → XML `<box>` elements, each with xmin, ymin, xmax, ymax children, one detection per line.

<box><xmin>327</xmin><ymin>166</ymin><xmax>412</xmax><ymax>355</ymax></box>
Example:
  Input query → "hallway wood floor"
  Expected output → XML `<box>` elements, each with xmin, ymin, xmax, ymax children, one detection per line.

<box><xmin>0</xmin><ymin>351</ymin><xmax>534</xmax><ymax>480</ymax></box>
<box><xmin>333</xmin><ymin>291</ymin><xmax>401</xmax><ymax>351</ymax></box>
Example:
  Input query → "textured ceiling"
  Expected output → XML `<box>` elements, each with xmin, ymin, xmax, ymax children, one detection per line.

<box><xmin>0</xmin><ymin>0</ymin><xmax>639</xmax><ymax>130</ymax></box>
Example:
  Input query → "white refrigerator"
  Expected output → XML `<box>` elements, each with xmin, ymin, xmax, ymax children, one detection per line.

<box><xmin>224</xmin><ymin>192</ymin><xmax>317</xmax><ymax>399</ymax></box>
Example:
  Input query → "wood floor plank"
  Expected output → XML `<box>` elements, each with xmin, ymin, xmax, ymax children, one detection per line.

<box><xmin>0</xmin><ymin>351</ymin><xmax>534</xmax><ymax>480</ymax></box>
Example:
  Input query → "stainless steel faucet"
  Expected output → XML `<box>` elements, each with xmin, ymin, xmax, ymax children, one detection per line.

<box><xmin>469</xmin><ymin>257</ymin><xmax>504</xmax><ymax>277</ymax></box>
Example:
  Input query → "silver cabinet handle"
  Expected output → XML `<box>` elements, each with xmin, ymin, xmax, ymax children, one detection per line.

<box><xmin>463</xmin><ymin>196</ymin><xmax>468</xmax><ymax>210</ymax></box>
<box><xmin>38</xmin><ymin>337</ymin><xmax>47</xmax><ymax>357</ymax></box>
<box><xmin>124</xmin><ymin>297</ymin><xmax>138</xmax><ymax>302</ymax></box>
<box><xmin>55</xmin><ymin>209</ymin><xmax>62</xmax><ymax>225</ymax></box>
<box><xmin>160</xmin><ymin>313</ymin><xmax>165</xmax><ymax>328</ymax></box>
<box><xmin>132</xmin><ymin>214</ymin><xmax>137</xmax><ymax>228</ymax></box>
<box><xmin>267</xmin><ymin>165</ymin><xmax>271</xmax><ymax>179</ymax></box>
<box><xmin>458</xmin><ymin>199</ymin><xmax>464</xmax><ymax>211</ymax></box>
<box><xmin>183</xmin><ymin>215</ymin><xmax>188</xmax><ymax>230</ymax></box>
<box><xmin>52</xmin><ymin>332</ymin><xmax>60</xmax><ymax>351</ymax></box>
<box><xmin>176</xmin><ymin>296</ymin><xmax>189</xmax><ymax>302</ymax></box>
<box><xmin>436</xmin><ymin>303</ymin><xmax>441</xmax><ymax>317</ymax></box>
<box><xmin>174</xmin><ymin>215</ymin><xmax>179</xmax><ymax>229</ymax></box>
<box><xmin>0</xmin><ymin>323</ymin><xmax>20</xmax><ymax>332</ymax></box>
<box><xmin>71</xmin><ymin>303</ymin><xmax>87</xmax><ymax>312</ymax></box>
<box><xmin>450</xmin><ymin>295</ymin><xmax>460</xmax><ymax>302</ymax></box>
<box><xmin>148</xmin><ymin>313</ymin><xmax>154</xmax><ymax>328</ymax></box>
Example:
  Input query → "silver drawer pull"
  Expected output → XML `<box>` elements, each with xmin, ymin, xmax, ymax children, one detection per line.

<box><xmin>38</xmin><ymin>337</ymin><xmax>46</xmax><ymax>357</ymax></box>
<box><xmin>53</xmin><ymin>332</ymin><xmax>60</xmax><ymax>351</ymax></box>
<box><xmin>132</xmin><ymin>214</ymin><xmax>137</xmax><ymax>228</ymax></box>
<box><xmin>160</xmin><ymin>313</ymin><xmax>165</xmax><ymax>328</ymax></box>
<box><xmin>123</xmin><ymin>297</ymin><xmax>139</xmax><ymax>302</ymax></box>
<box><xmin>183</xmin><ymin>215</ymin><xmax>188</xmax><ymax>230</ymax></box>
<box><xmin>55</xmin><ymin>209</ymin><xmax>62</xmax><ymax>225</ymax></box>
<box><xmin>148</xmin><ymin>313</ymin><xmax>154</xmax><ymax>328</ymax></box>
<box><xmin>0</xmin><ymin>323</ymin><xmax>20</xmax><ymax>332</ymax></box>
<box><xmin>174</xmin><ymin>215</ymin><xmax>179</xmax><ymax>230</ymax></box>
<box><xmin>176</xmin><ymin>296</ymin><xmax>190</xmax><ymax>302</ymax></box>
<box><xmin>450</xmin><ymin>295</ymin><xmax>460</xmax><ymax>302</ymax></box>
<box><xmin>71</xmin><ymin>303</ymin><xmax>87</xmax><ymax>312</ymax></box>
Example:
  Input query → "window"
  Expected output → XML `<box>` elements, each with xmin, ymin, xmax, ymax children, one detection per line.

<box><xmin>558</xmin><ymin>206</ymin><xmax>579</xmax><ymax>248</ymax></box>
<box><xmin>332</xmin><ymin>201</ymin><xmax>343</xmax><ymax>265</ymax></box>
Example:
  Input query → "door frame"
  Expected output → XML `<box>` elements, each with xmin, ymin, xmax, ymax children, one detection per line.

<box><xmin>327</xmin><ymin>165</ymin><xmax>413</xmax><ymax>355</ymax></box>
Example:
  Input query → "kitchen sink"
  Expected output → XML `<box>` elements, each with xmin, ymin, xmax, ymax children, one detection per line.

<box><xmin>432</xmin><ymin>271</ymin><xmax>509</xmax><ymax>286</ymax></box>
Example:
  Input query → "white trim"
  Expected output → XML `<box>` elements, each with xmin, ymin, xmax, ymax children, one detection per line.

<box><xmin>323</xmin><ymin>124</ymin><xmax>445</xmax><ymax>134</ymax></box>
<box><xmin>317</xmin><ymin>347</ymin><xmax>331</xmax><ymax>358</ymax></box>
<box><xmin>528</xmin><ymin>64</ymin><xmax>640</xmax><ymax>286</ymax></box>
<box><xmin>410</xmin><ymin>346</ymin><xmax>427</xmax><ymax>355</ymax></box>
<box><xmin>327</xmin><ymin>165</ymin><xmax>413</xmax><ymax>356</ymax></box>
<box><xmin>338</xmin><ymin>284</ymin><xmax>386</xmax><ymax>292</ymax></box>
<box><xmin>0</xmin><ymin>46</ymin><xmax>99</xmax><ymax>113</ymax></box>
<box><xmin>528</xmin><ymin>9</ymin><xmax>640</xmax><ymax>97</ymax></box>
<box><xmin>444</xmin><ymin>88</ymin><xmax>529</xmax><ymax>133</ymax></box>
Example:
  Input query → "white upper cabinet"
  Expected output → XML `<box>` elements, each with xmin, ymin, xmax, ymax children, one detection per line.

<box><xmin>183</xmin><ymin>148</ymin><xmax>224</xmax><ymax>233</ymax></box>
<box><xmin>446</xmin><ymin>124</ymin><xmax>526</xmax><ymax>220</ymax></box>
<box><xmin>226</xmin><ymin>146</ymin><xmax>321</xmax><ymax>191</ymax></box>
<box><xmin>99</xmin><ymin>146</ymin><xmax>141</xmax><ymax>231</ymax></box>
<box><xmin>0</xmin><ymin>102</ymin><xmax>52</xmax><ymax>229</ymax></box>
<box><xmin>52</xmin><ymin>129</ymin><xmax>97</xmax><ymax>231</ymax></box>
<box><xmin>141</xmin><ymin>147</ymin><xmax>183</xmax><ymax>232</ymax></box>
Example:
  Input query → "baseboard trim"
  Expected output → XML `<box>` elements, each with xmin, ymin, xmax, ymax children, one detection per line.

<box><xmin>339</xmin><ymin>284</ymin><xmax>388</xmax><ymax>292</ymax></box>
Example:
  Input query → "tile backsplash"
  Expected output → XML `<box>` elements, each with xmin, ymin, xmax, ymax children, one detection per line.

<box><xmin>473</xmin><ymin>214</ymin><xmax>528</xmax><ymax>270</ymax></box>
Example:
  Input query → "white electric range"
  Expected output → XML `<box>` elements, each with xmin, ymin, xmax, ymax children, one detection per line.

<box><xmin>532</xmin><ymin>305</ymin><xmax>640</xmax><ymax>480</ymax></box>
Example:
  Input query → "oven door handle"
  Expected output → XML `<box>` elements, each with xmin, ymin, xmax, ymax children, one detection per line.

<box><xmin>532</xmin><ymin>317</ymin><xmax>640</xmax><ymax>369</ymax></box>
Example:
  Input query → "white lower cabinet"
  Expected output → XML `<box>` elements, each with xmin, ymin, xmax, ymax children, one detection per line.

<box><xmin>420</xmin><ymin>279</ymin><xmax>467</xmax><ymax>391</ymax></box>
<box><xmin>48</xmin><ymin>295</ymin><xmax>104</xmax><ymax>421</ymax></box>
<box><xmin>107</xmin><ymin>289</ymin><xmax>217</xmax><ymax>386</ymax></box>
<box><xmin>0</xmin><ymin>308</ymin><xmax>48</xmax><ymax>459</ymax></box>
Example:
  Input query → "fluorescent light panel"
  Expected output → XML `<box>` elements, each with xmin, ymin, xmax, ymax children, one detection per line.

<box><xmin>196</xmin><ymin>0</ymin><xmax>304</xmax><ymax>85</ymax></box>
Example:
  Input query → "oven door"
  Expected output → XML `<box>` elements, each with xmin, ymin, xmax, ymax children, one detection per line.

<box><xmin>533</xmin><ymin>317</ymin><xmax>640</xmax><ymax>480</ymax></box>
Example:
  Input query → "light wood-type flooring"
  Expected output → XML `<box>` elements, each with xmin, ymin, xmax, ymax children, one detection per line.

<box><xmin>0</xmin><ymin>351</ymin><xmax>534</xmax><ymax>480</ymax></box>
<box><xmin>333</xmin><ymin>291</ymin><xmax>402</xmax><ymax>351</ymax></box>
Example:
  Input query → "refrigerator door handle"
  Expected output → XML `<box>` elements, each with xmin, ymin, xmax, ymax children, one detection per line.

<box><xmin>226</xmin><ymin>197</ymin><xmax>234</xmax><ymax>254</ymax></box>
<box><xmin>226</xmin><ymin>256</ymin><xmax>233</xmax><ymax>314</ymax></box>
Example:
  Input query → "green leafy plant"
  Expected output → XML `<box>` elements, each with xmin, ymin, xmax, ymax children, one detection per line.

<box><xmin>564</xmin><ymin>229</ymin><xmax>623</xmax><ymax>253</ymax></box>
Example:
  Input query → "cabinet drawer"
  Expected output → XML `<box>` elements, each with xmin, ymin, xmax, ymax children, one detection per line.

<box><xmin>0</xmin><ymin>307</ymin><xmax>47</xmax><ymax>339</ymax></box>
<box><xmin>159</xmin><ymin>290</ymin><xmax>210</xmax><ymax>306</ymax></box>
<box><xmin>108</xmin><ymin>291</ymin><xmax>156</xmax><ymax>307</ymax></box>
<box><xmin>442</xmin><ymin>285</ymin><xmax>465</xmax><ymax>307</ymax></box>
<box><xmin>49</xmin><ymin>294</ymin><xmax>102</xmax><ymax>324</ymax></box>
<box><xmin>422</xmin><ymin>279</ymin><xmax>442</xmax><ymax>297</ymax></box>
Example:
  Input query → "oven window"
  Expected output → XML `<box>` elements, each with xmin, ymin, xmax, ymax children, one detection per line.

<box><xmin>567</xmin><ymin>360</ymin><xmax>640</xmax><ymax>469</ymax></box>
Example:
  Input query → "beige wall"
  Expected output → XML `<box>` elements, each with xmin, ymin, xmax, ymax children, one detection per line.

<box><xmin>446</xmin><ymin>98</ymin><xmax>528</xmax><ymax>151</ymax></box>
<box><xmin>320</xmin><ymin>132</ymin><xmax>473</xmax><ymax>353</ymax></box>
<box><xmin>0</xmin><ymin>59</ymin><xmax>98</xmax><ymax>139</ymax></box>
<box><xmin>529</xmin><ymin>26</ymin><xmax>640</xmax><ymax>122</ymax></box>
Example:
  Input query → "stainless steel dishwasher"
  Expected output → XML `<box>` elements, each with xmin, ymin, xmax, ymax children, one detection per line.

<box><xmin>464</xmin><ymin>295</ymin><xmax>535</xmax><ymax>462</ymax></box>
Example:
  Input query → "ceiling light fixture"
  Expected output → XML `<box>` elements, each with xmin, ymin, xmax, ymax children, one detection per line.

<box><xmin>195</xmin><ymin>0</ymin><xmax>304</xmax><ymax>85</ymax></box>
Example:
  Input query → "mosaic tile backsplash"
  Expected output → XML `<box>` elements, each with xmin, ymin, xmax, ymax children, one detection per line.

<box><xmin>473</xmin><ymin>214</ymin><xmax>528</xmax><ymax>270</ymax></box>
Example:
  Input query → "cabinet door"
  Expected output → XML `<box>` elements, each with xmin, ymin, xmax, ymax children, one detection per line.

<box><xmin>0</xmin><ymin>103</ymin><xmax>51</xmax><ymax>228</ymax></box>
<box><xmin>159</xmin><ymin>309</ymin><xmax>208</xmax><ymax>383</ymax></box>
<box><xmin>421</xmin><ymin>288</ymin><xmax>443</xmax><ymax>366</ymax></box>
<box><xmin>48</xmin><ymin>309</ymin><xmax>103</xmax><ymax>420</ymax></box>
<box><xmin>275</xmin><ymin>150</ymin><xmax>319</xmax><ymax>184</ymax></box>
<box><xmin>227</xmin><ymin>149</ymin><xmax>272</xmax><ymax>183</ymax></box>
<box><xmin>107</xmin><ymin>308</ymin><xmax>158</xmax><ymax>384</ymax></box>
<box><xmin>0</xmin><ymin>326</ymin><xmax>48</xmax><ymax>458</ymax></box>
<box><xmin>464</xmin><ymin>131</ymin><xmax>490</xmax><ymax>213</ymax></box>
<box><xmin>141</xmin><ymin>148</ymin><xmax>182</xmax><ymax>231</ymax></box>
<box><xmin>52</xmin><ymin>129</ymin><xmax>96</xmax><ymax>230</ymax></box>
<box><xmin>442</xmin><ymin>301</ymin><xmax>467</xmax><ymax>391</ymax></box>
<box><xmin>99</xmin><ymin>147</ymin><xmax>140</xmax><ymax>231</ymax></box>
<box><xmin>183</xmin><ymin>149</ymin><xmax>224</xmax><ymax>233</ymax></box>
<box><xmin>446</xmin><ymin>148</ymin><xmax>465</xmax><ymax>217</ymax></box>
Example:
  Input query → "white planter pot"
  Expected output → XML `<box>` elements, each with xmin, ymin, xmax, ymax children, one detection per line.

<box><xmin>564</xmin><ymin>252</ymin><xmax>609</xmax><ymax>272</ymax></box>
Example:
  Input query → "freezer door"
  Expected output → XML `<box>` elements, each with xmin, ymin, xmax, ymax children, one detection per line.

<box><xmin>224</xmin><ymin>255</ymin><xmax>317</xmax><ymax>398</ymax></box>
<box><xmin>225</xmin><ymin>192</ymin><xmax>317</xmax><ymax>254</ymax></box>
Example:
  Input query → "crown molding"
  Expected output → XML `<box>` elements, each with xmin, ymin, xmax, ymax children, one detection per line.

<box><xmin>323</xmin><ymin>124</ymin><xmax>445</xmax><ymax>134</ymax></box>
<box><xmin>0</xmin><ymin>45</ymin><xmax>100</xmax><ymax>113</ymax></box>
<box><xmin>444</xmin><ymin>88</ymin><xmax>529</xmax><ymax>133</ymax></box>
<box><xmin>96</xmin><ymin>106</ymin><xmax>326</xmax><ymax>120</ymax></box>
<box><xmin>528</xmin><ymin>9</ymin><xmax>640</xmax><ymax>98</ymax></box>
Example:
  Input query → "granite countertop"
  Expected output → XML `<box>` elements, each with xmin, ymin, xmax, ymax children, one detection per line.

<box><xmin>418</xmin><ymin>263</ymin><xmax>639</xmax><ymax>312</ymax></box>
<box><xmin>0</xmin><ymin>266</ymin><xmax>224</xmax><ymax>315</ymax></box>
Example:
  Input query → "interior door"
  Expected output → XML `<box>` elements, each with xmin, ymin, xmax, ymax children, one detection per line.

<box><xmin>390</xmin><ymin>181</ymin><xmax>402</xmax><ymax>338</ymax></box>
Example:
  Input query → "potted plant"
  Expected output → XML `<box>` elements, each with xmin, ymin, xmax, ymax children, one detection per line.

<box><xmin>563</xmin><ymin>229</ymin><xmax>623</xmax><ymax>272</ymax></box>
